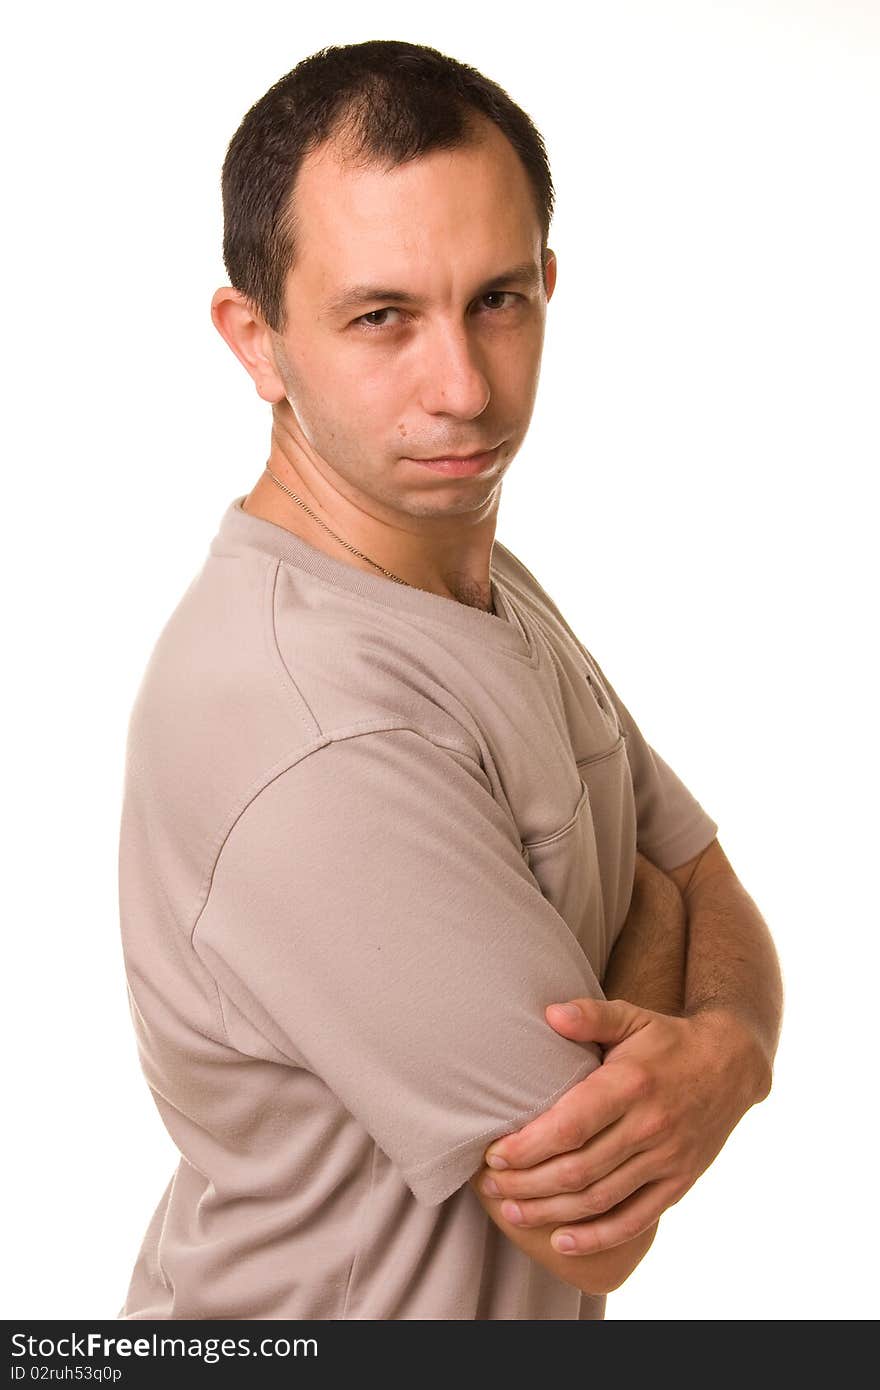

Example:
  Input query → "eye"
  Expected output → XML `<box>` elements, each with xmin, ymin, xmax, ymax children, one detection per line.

<box><xmin>479</xmin><ymin>291</ymin><xmax>518</xmax><ymax>311</ymax></box>
<box><xmin>351</xmin><ymin>291</ymin><xmax>520</xmax><ymax>333</ymax></box>
<box><xmin>354</xmin><ymin>307</ymin><xmax>403</xmax><ymax>331</ymax></box>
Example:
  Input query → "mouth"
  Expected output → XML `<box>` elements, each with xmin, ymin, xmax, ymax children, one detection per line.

<box><xmin>407</xmin><ymin>445</ymin><xmax>501</xmax><ymax>477</ymax></box>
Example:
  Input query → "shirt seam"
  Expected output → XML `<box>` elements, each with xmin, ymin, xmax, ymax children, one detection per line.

<box><xmin>188</xmin><ymin>721</ymin><xmax>493</xmax><ymax>954</ymax></box>
<box><xmin>265</xmin><ymin>557</ymin><xmax>322</xmax><ymax>740</ymax></box>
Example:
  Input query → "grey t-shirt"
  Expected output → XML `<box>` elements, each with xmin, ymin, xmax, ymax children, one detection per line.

<box><xmin>117</xmin><ymin>495</ymin><xmax>718</xmax><ymax>1320</ymax></box>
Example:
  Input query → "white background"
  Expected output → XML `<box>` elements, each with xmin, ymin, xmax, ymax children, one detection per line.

<box><xmin>3</xmin><ymin>0</ymin><xmax>877</xmax><ymax>1320</ymax></box>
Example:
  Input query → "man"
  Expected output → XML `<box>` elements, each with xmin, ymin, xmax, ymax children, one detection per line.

<box><xmin>117</xmin><ymin>39</ymin><xmax>782</xmax><ymax>1320</ymax></box>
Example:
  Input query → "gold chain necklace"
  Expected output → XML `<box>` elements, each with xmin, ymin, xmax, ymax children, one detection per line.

<box><xmin>262</xmin><ymin>462</ymin><xmax>496</xmax><ymax>615</ymax></box>
<box><xmin>263</xmin><ymin>463</ymin><xmax>411</xmax><ymax>586</ymax></box>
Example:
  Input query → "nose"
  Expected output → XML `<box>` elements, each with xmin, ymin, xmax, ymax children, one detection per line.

<box><xmin>418</xmin><ymin>320</ymin><xmax>491</xmax><ymax>420</ymax></box>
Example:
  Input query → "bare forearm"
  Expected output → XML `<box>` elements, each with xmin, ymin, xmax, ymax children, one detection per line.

<box><xmin>683</xmin><ymin>861</ymin><xmax>784</xmax><ymax>1102</ymax></box>
<box><xmin>603</xmin><ymin>851</ymin><xmax>687</xmax><ymax>1014</ymax></box>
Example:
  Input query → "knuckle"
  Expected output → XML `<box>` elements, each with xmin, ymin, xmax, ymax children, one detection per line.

<box><xmin>553</xmin><ymin>1112</ymin><xmax>583</xmax><ymax>1150</ymax></box>
<box><xmin>580</xmin><ymin>1185</ymin><xmax>610</xmax><ymax>1216</ymax></box>
<box><xmin>638</xmin><ymin>1107</ymin><xmax>670</xmax><ymax>1143</ymax></box>
<box><xmin>557</xmin><ymin>1156</ymin><xmax>586</xmax><ymax>1192</ymax></box>
<box><xmin>622</xmin><ymin>1061</ymin><xmax>652</xmax><ymax>1104</ymax></box>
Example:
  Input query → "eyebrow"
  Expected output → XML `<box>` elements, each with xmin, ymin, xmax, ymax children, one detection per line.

<box><xmin>321</xmin><ymin>260</ymin><xmax>544</xmax><ymax>317</ymax></box>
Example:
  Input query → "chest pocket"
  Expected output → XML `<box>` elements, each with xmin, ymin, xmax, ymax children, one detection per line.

<box><xmin>521</xmin><ymin>732</ymin><xmax>630</xmax><ymax>973</ymax></box>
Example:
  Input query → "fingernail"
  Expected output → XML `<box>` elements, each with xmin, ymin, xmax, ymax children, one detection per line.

<box><xmin>501</xmin><ymin>1201</ymin><xmax>522</xmax><ymax>1223</ymax></box>
<box><xmin>554</xmin><ymin>1233</ymin><xmax>577</xmax><ymax>1252</ymax></box>
<box><xmin>486</xmin><ymin>1153</ymin><xmax>508</xmax><ymax>1170</ymax></box>
<box><xmin>551</xmin><ymin>1003</ymin><xmax>580</xmax><ymax>1018</ymax></box>
<box><xmin>481</xmin><ymin>1177</ymin><xmax>500</xmax><ymax>1197</ymax></box>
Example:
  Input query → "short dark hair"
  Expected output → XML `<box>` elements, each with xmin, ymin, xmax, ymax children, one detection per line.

<box><xmin>220</xmin><ymin>39</ymin><xmax>556</xmax><ymax>334</ymax></box>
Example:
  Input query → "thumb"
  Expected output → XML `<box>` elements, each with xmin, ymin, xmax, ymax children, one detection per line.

<box><xmin>544</xmin><ymin>996</ymin><xmax>647</xmax><ymax>1045</ymax></box>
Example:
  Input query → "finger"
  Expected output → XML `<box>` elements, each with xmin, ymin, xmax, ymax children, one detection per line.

<box><xmin>544</xmin><ymin>996</ymin><xmax>649</xmax><ymax>1046</ymax></box>
<box><xmin>498</xmin><ymin>1151</ymin><xmax>662</xmax><ymax>1229</ymax></box>
<box><xmin>550</xmin><ymin>1179</ymin><xmax>681</xmax><ymax>1256</ymax></box>
<box><xmin>479</xmin><ymin>1115</ymin><xmax>640</xmax><ymax>1200</ymax></box>
<box><xmin>485</xmin><ymin>1071</ymin><xmax>629</xmax><ymax>1170</ymax></box>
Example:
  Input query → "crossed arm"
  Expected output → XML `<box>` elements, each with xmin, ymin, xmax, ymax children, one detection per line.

<box><xmin>468</xmin><ymin>838</ymin><xmax>784</xmax><ymax>1295</ymax></box>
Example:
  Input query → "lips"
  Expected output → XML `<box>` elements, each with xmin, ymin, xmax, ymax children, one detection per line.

<box><xmin>417</xmin><ymin>449</ymin><xmax>492</xmax><ymax>461</ymax></box>
<box><xmin>408</xmin><ymin>445</ymin><xmax>501</xmax><ymax>477</ymax></box>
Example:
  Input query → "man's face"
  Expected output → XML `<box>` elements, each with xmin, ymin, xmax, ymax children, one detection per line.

<box><xmin>266</xmin><ymin>117</ymin><xmax>556</xmax><ymax>522</ymax></box>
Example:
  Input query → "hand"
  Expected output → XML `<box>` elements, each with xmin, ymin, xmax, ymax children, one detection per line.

<box><xmin>480</xmin><ymin>998</ymin><xmax>766</xmax><ymax>1256</ymax></box>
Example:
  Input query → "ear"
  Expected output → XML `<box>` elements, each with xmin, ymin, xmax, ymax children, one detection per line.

<box><xmin>210</xmin><ymin>287</ymin><xmax>287</xmax><ymax>404</ymax></box>
<box><xmin>544</xmin><ymin>249</ymin><xmax>558</xmax><ymax>303</ymax></box>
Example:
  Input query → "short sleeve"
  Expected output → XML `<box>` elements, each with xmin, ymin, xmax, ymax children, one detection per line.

<box><xmin>586</xmin><ymin>655</ymin><xmax>719</xmax><ymax>872</ymax></box>
<box><xmin>192</xmin><ymin>728</ymin><xmax>605</xmax><ymax>1206</ymax></box>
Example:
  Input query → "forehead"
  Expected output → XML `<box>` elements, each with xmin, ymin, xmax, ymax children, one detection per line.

<box><xmin>288</xmin><ymin>118</ymin><xmax>541</xmax><ymax>297</ymax></box>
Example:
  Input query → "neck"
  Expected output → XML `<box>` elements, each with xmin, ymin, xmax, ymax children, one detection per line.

<box><xmin>244</xmin><ymin>416</ymin><xmax>500</xmax><ymax>611</ymax></box>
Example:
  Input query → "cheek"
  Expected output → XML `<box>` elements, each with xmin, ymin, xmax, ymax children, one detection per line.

<box><xmin>487</xmin><ymin>349</ymin><xmax>539</xmax><ymax>416</ymax></box>
<box><xmin>339</xmin><ymin>361</ymin><xmax>408</xmax><ymax>440</ymax></box>
<box><xmin>312</xmin><ymin>342</ymin><xmax>399</xmax><ymax>408</ymax></box>
<box><xmin>289</xmin><ymin>351</ymin><xmax>373</xmax><ymax>430</ymax></box>
<box><xmin>301</xmin><ymin>371</ymin><xmax>395</xmax><ymax>465</ymax></box>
